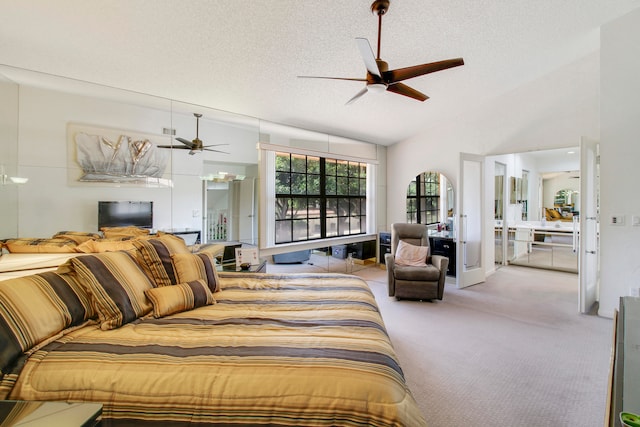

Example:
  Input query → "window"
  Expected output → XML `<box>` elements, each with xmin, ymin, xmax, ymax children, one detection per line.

<box><xmin>406</xmin><ymin>172</ymin><xmax>440</xmax><ymax>225</ymax></box>
<box><xmin>275</xmin><ymin>152</ymin><xmax>366</xmax><ymax>244</ymax></box>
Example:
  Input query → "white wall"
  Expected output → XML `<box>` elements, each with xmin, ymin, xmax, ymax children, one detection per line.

<box><xmin>388</xmin><ymin>43</ymin><xmax>600</xmax><ymax>284</ymax></box>
<box><xmin>599</xmin><ymin>7</ymin><xmax>640</xmax><ymax>317</ymax></box>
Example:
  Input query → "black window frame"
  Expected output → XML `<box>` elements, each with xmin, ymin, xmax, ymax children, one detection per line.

<box><xmin>406</xmin><ymin>171</ymin><xmax>440</xmax><ymax>225</ymax></box>
<box><xmin>275</xmin><ymin>152</ymin><xmax>367</xmax><ymax>244</ymax></box>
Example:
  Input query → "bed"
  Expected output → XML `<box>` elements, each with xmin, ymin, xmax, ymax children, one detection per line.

<box><xmin>0</xmin><ymin>236</ymin><xmax>426</xmax><ymax>426</ymax></box>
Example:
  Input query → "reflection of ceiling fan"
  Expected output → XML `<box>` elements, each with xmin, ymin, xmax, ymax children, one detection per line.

<box><xmin>158</xmin><ymin>113</ymin><xmax>229</xmax><ymax>155</ymax></box>
<box><xmin>298</xmin><ymin>0</ymin><xmax>464</xmax><ymax>104</ymax></box>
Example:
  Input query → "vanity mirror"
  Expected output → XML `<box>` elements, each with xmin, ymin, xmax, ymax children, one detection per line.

<box><xmin>405</xmin><ymin>171</ymin><xmax>454</xmax><ymax>232</ymax></box>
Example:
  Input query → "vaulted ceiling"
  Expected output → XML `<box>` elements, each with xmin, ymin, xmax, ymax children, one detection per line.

<box><xmin>1</xmin><ymin>1</ymin><xmax>638</xmax><ymax>145</ymax></box>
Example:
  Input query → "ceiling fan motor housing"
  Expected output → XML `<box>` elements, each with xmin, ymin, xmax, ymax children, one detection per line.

<box><xmin>371</xmin><ymin>0</ymin><xmax>390</xmax><ymax>15</ymax></box>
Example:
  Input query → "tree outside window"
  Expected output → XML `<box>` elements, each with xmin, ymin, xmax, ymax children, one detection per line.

<box><xmin>406</xmin><ymin>172</ymin><xmax>440</xmax><ymax>225</ymax></box>
<box><xmin>275</xmin><ymin>152</ymin><xmax>366</xmax><ymax>244</ymax></box>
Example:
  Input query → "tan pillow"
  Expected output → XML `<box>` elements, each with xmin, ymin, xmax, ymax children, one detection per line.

<box><xmin>0</xmin><ymin>271</ymin><xmax>94</xmax><ymax>374</ymax></box>
<box><xmin>548</xmin><ymin>209</ymin><xmax>562</xmax><ymax>219</ymax></box>
<box><xmin>395</xmin><ymin>239</ymin><xmax>429</xmax><ymax>267</ymax></box>
<box><xmin>145</xmin><ymin>279</ymin><xmax>215</xmax><ymax>318</ymax></box>
<box><xmin>52</xmin><ymin>231</ymin><xmax>102</xmax><ymax>244</ymax></box>
<box><xmin>172</xmin><ymin>252</ymin><xmax>220</xmax><ymax>292</ymax></box>
<box><xmin>101</xmin><ymin>226</ymin><xmax>151</xmax><ymax>239</ymax></box>
<box><xmin>75</xmin><ymin>238</ymin><xmax>139</xmax><ymax>253</ymax></box>
<box><xmin>4</xmin><ymin>238</ymin><xmax>78</xmax><ymax>253</ymax></box>
<box><xmin>70</xmin><ymin>252</ymin><xmax>154</xmax><ymax>330</ymax></box>
<box><xmin>192</xmin><ymin>243</ymin><xmax>225</xmax><ymax>257</ymax></box>
<box><xmin>133</xmin><ymin>234</ymin><xmax>191</xmax><ymax>287</ymax></box>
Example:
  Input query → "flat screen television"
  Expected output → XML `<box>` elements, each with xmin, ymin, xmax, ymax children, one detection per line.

<box><xmin>98</xmin><ymin>201</ymin><xmax>153</xmax><ymax>229</ymax></box>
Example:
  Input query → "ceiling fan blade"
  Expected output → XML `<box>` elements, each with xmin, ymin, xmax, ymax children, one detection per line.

<box><xmin>384</xmin><ymin>58</ymin><xmax>464</xmax><ymax>83</ymax></box>
<box><xmin>387</xmin><ymin>83</ymin><xmax>429</xmax><ymax>102</ymax></box>
<box><xmin>203</xmin><ymin>148</ymin><xmax>231</xmax><ymax>154</ymax></box>
<box><xmin>175</xmin><ymin>137</ymin><xmax>195</xmax><ymax>148</ymax></box>
<box><xmin>345</xmin><ymin>87</ymin><xmax>369</xmax><ymax>105</ymax></box>
<box><xmin>202</xmin><ymin>143</ymin><xmax>229</xmax><ymax>148</ymax></box>
<box><xmin>157</xmin><ymin>145</ymin><xmax>191</xmax><ymax>150</ymax></box>
<box><xmin>355</xmin><ymin>38</ymin><xmax>381</xmax><ymax>78</ymax></box>
<box><xmin>298</xmin><ymin>76</ymin><xmax>367</xmax><ymax>82</ymax></box>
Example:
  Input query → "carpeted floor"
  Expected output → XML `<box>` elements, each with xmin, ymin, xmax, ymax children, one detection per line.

<box><xmin>267</xmin><ymin>255</ymin><xmax>613</xmax><ymax>427</ymax></box>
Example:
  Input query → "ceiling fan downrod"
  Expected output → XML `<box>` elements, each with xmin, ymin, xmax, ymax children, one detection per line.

<box><xmin>371</xmin><ymin>0</ymin><xmax>389</xmax><ymax>60</ymax></box>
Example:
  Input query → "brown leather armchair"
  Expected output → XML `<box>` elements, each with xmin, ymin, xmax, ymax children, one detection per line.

<box><xmin>384</xmin><ymin>223</ymin><xmax>449</xmax><ymax>300</ymax></box>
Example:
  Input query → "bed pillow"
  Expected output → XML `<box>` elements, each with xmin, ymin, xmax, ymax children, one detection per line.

<box><xmin>145</xmin><ymin>279</ymin><xmax>215</xmax><ymax>318</ymax></box>
<box><xmin>75</xmin><ymin>237</ymin><xmax>140</xmax><ymax>253</ymax></box>
<box><xmin>100</xmin><ymin>226</ymin><xmax>150</xmax><ymax>239</ymax></box>
<box><xmin>395</xmin><ymin>239</ymin><xmax>430</xmax><ymax>267</ymax></box>
<box><xmin>70</xmin><ymin>251</ymin><xmax>154</xmax><ymax>330</ymax></box>
<box><xmin>0</xmin><ymin>271</ymin><xmax>93</xmax><ymax>374</ymax></box>
<box><xmin>4</xmin><ymin>238</ymin><xmax>78</xmax><ymax>253</ymax></box>
<box><xmin>171</xmin><ymin>252</ymin><xmax>220</xmax><ymax>292</ymax></box>
<box><xmin>192</xmin><ymin>243</ymin><xmax>225</xmax><ymax>257</ymax></box>
<box><xmin>52</xmin><ymin>231</ymin><xmax>102</xmax><ymax>244</ymax></box>
<box><xmin>133</xmin><ymin>234</ymin><xmax>191</xmax><ymax>287</ymax></box>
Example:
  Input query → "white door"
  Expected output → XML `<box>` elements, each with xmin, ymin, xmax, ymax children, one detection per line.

<box><xmin>457</xmin><ymin>153</ymin><xmax>486</xmax><ymax>288</ymax></box>
<box><xmin>579</xmin><ymin>138</ymin><xmax>599</xmax><ymax>313</ymax></box>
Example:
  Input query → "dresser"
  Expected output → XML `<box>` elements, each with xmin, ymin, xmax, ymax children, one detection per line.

<box><xmin>429</xmin><ymin>232</ymin><xmax>456</xmax><ymax>277</ymax></box>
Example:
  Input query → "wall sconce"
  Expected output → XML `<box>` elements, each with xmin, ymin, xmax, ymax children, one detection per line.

<box><xmin>0</xmin><ymin>165</ymin><xmax>29</xmax><ymax>185</ymax></box>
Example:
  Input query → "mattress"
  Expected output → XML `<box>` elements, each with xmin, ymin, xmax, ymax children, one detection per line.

<box><xmin>3</xmin><ymin>273</ymin><xmax>427</xmax><ymax>426</ymax></box>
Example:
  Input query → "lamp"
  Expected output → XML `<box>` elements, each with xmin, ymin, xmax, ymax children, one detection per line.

<box><xmin>200</xmin><ymin>172</ymin><xmax>246</xmax><ymax>182</ymax></box>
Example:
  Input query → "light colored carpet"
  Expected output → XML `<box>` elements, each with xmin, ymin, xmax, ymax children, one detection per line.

<box><xmin>267</xmin><ymin>256</ymin><xmax>613</xmax><ymax>427</ymax></box>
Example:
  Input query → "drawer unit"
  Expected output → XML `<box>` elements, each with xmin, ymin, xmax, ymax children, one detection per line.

<box><xmin>379</xmin><ymin>232</ymin><xmax>391</xmax><ymax>264</ymax></box>
<box><xmin>429</xmin><ymin>236</ymin><xmax>456</xmax><ymax>277</ymax></box>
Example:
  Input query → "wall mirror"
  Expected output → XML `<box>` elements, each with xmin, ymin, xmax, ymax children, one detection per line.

<box><xmin>406</xmin><ymin>171</ymin><xmax>454</xmax><ymax>233</ymax></box>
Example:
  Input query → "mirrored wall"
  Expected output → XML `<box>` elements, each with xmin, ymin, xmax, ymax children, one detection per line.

<box><xmin>489</xmin><ymin>150</ymin><xmax>579</xmax><ymax>273</ymax></box>
<box><xmin>0</xmin><ymin>65</ymin><xmax>381</xmax><ymax>253</ymax></box>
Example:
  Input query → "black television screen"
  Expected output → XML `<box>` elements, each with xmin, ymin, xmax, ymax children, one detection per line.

<box><xmin>98</xmin><ymin>201</ymin><xmax>153</xmax><ymax>229</ymax></box>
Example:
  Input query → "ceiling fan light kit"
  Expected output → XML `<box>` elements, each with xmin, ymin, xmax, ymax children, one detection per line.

<box><xmin>299</xmin><ymin>0</ymin><xmax>464</xmax><ymax>104</ymax></box>
<box><xmin>158</xmin><ymin>113</ymin><xmax>230</xmax><ymax>155</ymax></box>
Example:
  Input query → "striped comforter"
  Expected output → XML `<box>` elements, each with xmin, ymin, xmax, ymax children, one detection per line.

<box><xmin>5</xmin><ymin>273</ymin><xmax>427</xmax><ymax>426</ymax></box>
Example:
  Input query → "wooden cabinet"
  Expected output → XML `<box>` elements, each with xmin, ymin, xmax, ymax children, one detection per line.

<box><xmin>429</xmin><ymin>236</ymin><xmax>456</xmax><ymax>277</ymax></box>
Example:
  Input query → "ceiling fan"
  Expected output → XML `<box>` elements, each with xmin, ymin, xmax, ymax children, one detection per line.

<box><xmin>158</xmin><ymin>113</ymin><xmax>229</xmax><ymax>155</ymax></box>
<box><xmin>298</xmin><ymin>0</ymin><xmax>464</xmax><ymax>105</ymax></box>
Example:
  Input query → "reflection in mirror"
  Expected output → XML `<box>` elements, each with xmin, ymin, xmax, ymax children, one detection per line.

<box><xmin>202</xmin><ymin>161</ymin><xmax>258</xmax><ymax>245</ymax></box>
<box><xmin>494</xmin><ymin>162</ymin><xmax>506</xmax><ymax>221</ymax></box>
<box><xmin>0</xmin><ymin>76</ymin><xmax>19</xmax><ymax>239</ymax></box>
<box><xmin>406</xmin><ymin>171</ymin><xmax>454</xmax><ymax>232</ymax></box>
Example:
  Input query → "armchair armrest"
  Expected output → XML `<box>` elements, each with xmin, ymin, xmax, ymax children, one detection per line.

<box><xmin>385</xmin><ymin>253</ymin><xmax>396</xmax><ymax>296</ymax></box>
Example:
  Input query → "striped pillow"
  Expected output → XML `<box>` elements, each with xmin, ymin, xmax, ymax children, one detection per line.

<box><xmin>133</xmin><ymin>234</ymin><xmax>191</xmax><ymax>287</ymax></box>
<box><xmin>71</xmin><ymin>252</ymin><xmax>154</xmax><ymax>330</ymax></box>
<box><xmin>4</xmin><ymin>238</ymin><xmax>78</xmax><ymax>253</ymax></box>
<box><xmin>52</xmin><ymin>231</ymin><xmax>102</xmax><ymax>244</ymax></box>
<box><xmin>172</xmin><ymin>252</ymin><xmax>220</xmax><ymax>292</ymax></box>
<box><xmin>0</xmin><ymin>271</ymin><xmax>93</xmax><ymax>374</ymax></box>
<box><xmin>145</xmin><ymin>279</ymin><xmax>215</xmax><ymax>318</ymax></box>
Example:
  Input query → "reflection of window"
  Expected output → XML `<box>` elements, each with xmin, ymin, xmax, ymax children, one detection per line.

<box><xmin>275</xmin><ymin>152</ymin><xmax>366</xmax><ymax>244</ymax></box>
<box><xmin>406</xmin><ymin>172</ymin><xmax>439</xmax><ymax>225</ymax></box>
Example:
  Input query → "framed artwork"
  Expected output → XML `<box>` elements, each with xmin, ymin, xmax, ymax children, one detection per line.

<box><xmin>67</xmin><ymin>123</ymin><xmax>172</xmax><ymax>187</ymax></box>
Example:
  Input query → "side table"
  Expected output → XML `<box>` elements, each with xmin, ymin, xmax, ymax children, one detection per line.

<box><xmin>217</xmin><ymin>259</ymin><xmax>267</xmax><ymax>273</ymax></box>
<box><xmin>0</xmin><ymin>400</ymin><xmax>102</xmax><ymax>427</ymax></box>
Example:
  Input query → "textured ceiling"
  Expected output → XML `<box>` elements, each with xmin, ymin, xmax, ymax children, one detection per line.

<box><xmin>1</xmin><ymin>0</ymin><xmax>638</xmax><ymax>145</ymax></box>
